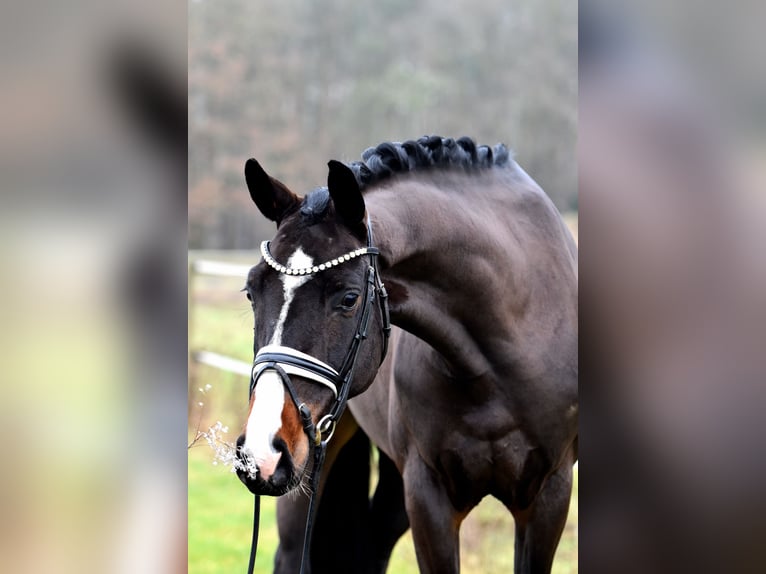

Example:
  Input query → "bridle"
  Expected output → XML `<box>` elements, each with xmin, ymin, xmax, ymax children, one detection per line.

<box><xmin>245</xmin><ymin>217</ymin><xmax>391</xmax><ymax>574</ymax></box>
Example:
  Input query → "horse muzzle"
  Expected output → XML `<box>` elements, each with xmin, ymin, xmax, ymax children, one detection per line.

<box><xmin>235</xmin><ymin>433</ymin><xmax>298</xmax><ymax>496</ymax></box>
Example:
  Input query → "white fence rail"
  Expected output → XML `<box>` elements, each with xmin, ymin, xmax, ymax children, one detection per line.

<box><xmin>189</xmin><ymin>258</ymin><xmax>251</xmax><ymax>378</ymax></box>
<box><xmin>192</xmin><ymin>350</ymin><xmax>251</xmax><ymax>377</ymax></box>
<box><xmin>191</xmin><ymin>259</ymin><xmax>252</xmax><ymax>278</ymax></box>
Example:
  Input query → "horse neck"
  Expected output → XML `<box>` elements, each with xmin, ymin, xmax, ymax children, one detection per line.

<box><xmin>367</xmin><ymin>173</ymin><xmax>538</xmax><ymax>378</ymax></box>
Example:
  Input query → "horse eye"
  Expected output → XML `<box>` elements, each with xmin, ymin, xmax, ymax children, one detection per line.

<box><xmin>245</xmin><ymin>292</ymin><xmax>252</xmax><ymax>302</ymax></box>
<box><xmin>341</xmin><ymin>292</ymin><xmax>359</xmax><ymax>309</ymax></box>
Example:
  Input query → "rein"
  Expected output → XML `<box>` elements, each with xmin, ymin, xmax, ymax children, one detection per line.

<box><xmin>246</xmin><ymin>219</ymin><xmax>390</xmax><ymax>574</ymax></box>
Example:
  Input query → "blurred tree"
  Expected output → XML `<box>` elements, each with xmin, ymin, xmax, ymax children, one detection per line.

<box><xmin>189</xmin><ymin>0</ymin><xmax>577</xmax><ymax>248</ymax></box>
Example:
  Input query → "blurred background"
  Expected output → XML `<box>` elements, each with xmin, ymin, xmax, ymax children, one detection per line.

<box><xmin>0</xmin><ymin>0</ymin><xmax>187</xmax><ymax>572</ymax></box>
<box><xmin>188</xmin><ymin>0</ymin><xmax>577</xmax><ymax>249</ymax></box>
<box><xmin>188</xmin><ymin>1</ymin><xmax>577</xmax><ymax>572</ymax></box>
<box><xmin>580</xmin><ymin>1</ymin><xmax>766</xmax><ymax>572</ymax></box>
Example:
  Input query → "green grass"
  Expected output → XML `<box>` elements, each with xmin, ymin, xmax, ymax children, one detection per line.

<box><xmin>189</xmin><ymin>443</ymin><xmax>577</xmax><ymax>573</ymax></box>
<box><xmin>189</xmin><ymin>446</ymin><xmax>279</xmax><ymax>573</ymax></box>
<box><xmin>189</xmin><ymin>250</ymin><xmax>578</xmax><ymax>573</ymax></box>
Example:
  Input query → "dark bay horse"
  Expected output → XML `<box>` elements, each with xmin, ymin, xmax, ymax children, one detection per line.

<box><xmin>236</xmin><ymin>136</ymin><xmax>578</xmax><ymax>573</ymax></box>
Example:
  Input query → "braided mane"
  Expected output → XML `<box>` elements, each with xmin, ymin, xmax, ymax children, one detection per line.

<box><xmin>348</xmin><ymin>135</ymin><xmax>510</xmax><ymax>190</ymax></box>
<box><xmin>300</xmin><ymin>136</ymin><xmax>510</xmax><ymax>221</ymax></box>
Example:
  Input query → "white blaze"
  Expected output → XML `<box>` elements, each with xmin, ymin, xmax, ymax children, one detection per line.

<box><xmin>243</xmin><ymin>247</ymin><xmax>314</xmax><ymax>478</ymax></box>
<box><xmin>242</xmin><ymin>370</ymin><xmax>284</xmax><ymax>478</ymax></box>
<box><xmin>270</xmin><ymin>248</ymin><xmax>314</xmax><ymax>345</ymax></box>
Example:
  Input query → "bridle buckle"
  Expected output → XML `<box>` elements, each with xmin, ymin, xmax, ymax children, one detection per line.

<box><xmin>315</xmin><ymin>414</ymin><xmax>337</xmax><ymax>446</ymax></box>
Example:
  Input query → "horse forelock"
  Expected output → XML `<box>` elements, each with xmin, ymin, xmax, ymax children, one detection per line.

<box><xmin>299</xmin><ymin>187</ymin><xmax>331</xmax><ymax>223</ymax></box>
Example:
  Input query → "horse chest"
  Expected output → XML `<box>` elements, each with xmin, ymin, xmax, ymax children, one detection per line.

<box><xmin>396</xmin><ymin>372</ymin><xmax>525</xmax><ymax>471</ymax></box>
<box><xmin>395</xmin><ymin>392</ymin><xmax>533</xmax><ymax>512</ymax></box>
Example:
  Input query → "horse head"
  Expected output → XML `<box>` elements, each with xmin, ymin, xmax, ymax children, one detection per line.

<box><xmin>236</xmin><ymin>158</ymin><xmax>389</xmax><ymax>496</ymax></box>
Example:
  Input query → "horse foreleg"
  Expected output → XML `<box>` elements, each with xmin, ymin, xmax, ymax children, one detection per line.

<box><xmin>369</xmin><ymin>449</ymin><xmax>410</xmax><ymax>573</ymax></box>
<box><xmin>310</xmin><ymin>427</ymin><xmax>373</xmax><ymax>572</ymax></box>
<box><xmin>511</xmin><ymin>446</ymin><xmax>575</xmax><ymax>574</ymax></box>
<box><xmin>403</xmin><ymin>456</ymin><xmax>462</xmax><ymax>574</ymax></box>
<box><xmin>274</xmin><ymin>493</ymin><xmax>311</xmax><ymax>573</ymax></box>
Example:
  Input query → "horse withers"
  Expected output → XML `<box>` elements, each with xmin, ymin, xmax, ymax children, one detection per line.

<box><xmin>236</xmin><ymin>136</ymin><xmax>578</xmax><ymax>573</ymax></box>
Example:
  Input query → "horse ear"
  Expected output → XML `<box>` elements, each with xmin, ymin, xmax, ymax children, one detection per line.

<box><xmin>327</xmin><ymin>160</ymin><xmax>366</xmax><ymax>228</ymax></box>
<box><xmin>245</xmin><ymin>158</ymin><xmax>300</xmax><ymax>225</ymax></box>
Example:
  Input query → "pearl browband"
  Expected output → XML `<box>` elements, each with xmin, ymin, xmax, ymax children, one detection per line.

<box><xmin>260</xmin><ymin>241</ymin><xmax>380</xmax><ymax>276</ymax></box>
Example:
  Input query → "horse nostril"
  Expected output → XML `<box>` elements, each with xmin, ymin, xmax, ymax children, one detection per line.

<box><xmin>234</xmin><ymin>434</ymin><xmax>260</xmax><ymax>478</ymax></box>
<box><xmin>234</xmin><ymin>434</ymin><xmax>247</xmax><ymax>462</ymax></box>
<box><xmin>270</xmin><ymin>463</ymin><xmax>290</xmax><ymax>490</ymax></box>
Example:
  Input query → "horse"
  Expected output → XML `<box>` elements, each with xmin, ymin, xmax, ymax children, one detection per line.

<box><xmin>236</xmin><ymin>135</ymin><xmax>578</xmax><ymax>573</ymax></box>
